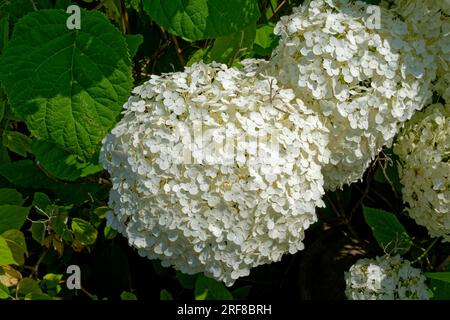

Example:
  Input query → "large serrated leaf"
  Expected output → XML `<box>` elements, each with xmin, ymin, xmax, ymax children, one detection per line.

<box><xmin>32</xmin><ymin>140</ymin><xmax>103</xmax><ymax>181</ymax></box>
<box><xmin>143</xmin><ymin>0</ymin><xmax>260</xmax><ymax>40</ymax></box>
<box><xmin>0</xmin><ymin>9</ymin><xmax>133</xmax><ymax>160</ymax></box>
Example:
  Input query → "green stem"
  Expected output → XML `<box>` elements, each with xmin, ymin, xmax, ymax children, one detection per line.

<box><xmin>413</xmin><ymin>238</ymin><xmax>439</xmax><ymax>264</ymax></box>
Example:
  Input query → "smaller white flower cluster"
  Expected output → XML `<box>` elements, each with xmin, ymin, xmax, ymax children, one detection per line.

<box><xmin>265</xmin><ymin>0</ymin><xmax>437</xmax><ymax>190</ymax></box>
<box><xmin>345</xmin><ymin>255</ymin><xmax>429</xmax><ymax>300</ymax></box>
<box><xmin>100</xmin><ymin>61</ymin><xmax>330</xmax><ymax>286</ymax></box>
<box><xmin>394</xmin><ymin>104</ymin><xmax>450</xmax><ymax>241</ymax></box>
<box><xmin>389</xmin><ymin>0</ymin><xmax>450</xmax><ymax>101</ymax></box>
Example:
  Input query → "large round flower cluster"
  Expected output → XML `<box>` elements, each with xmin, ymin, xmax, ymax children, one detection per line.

<box><xmin>393</xmin><ymin>104</ymin><xmax>450</xmax><ymax>241</ymax></box>
<box><xmin>345</xmin><ymin>255</ymin><xmax>429</xmax><ymax>300</ymax></box>
<box><xmin>100</xmin><ymin>61</ymin><xmax>330</xmax><ymax>285</ymax></box>
<box><xmin>265</xmin><ymin>0</ymin><xmax>437</xmax><ymax>190</ymax></box>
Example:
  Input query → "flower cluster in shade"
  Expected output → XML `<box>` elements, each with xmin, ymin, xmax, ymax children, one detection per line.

<box><xmin>394</xmin><ymin>103</ymin><xmax>450</xmax><ymax>241</ymax></box>
<box><xmin>264</xmin><ymin>0</ymin><xmax>438</xmax><ymax>190</ymax></box>
<box><xmin>386</xmin><ymin>0</ymin><xmax>450</xmax><ymax>102</ymax></box>
<box><xmin>100</xmin><ymin>0</ymin><xmax>449</xmax><ymax>285</ymax></box>
<box><xmin>100</xmin><ymin>61</ymin><xmax>329</xmax><ymax>286</ymax></box>
<box><xmin>345</xmin><ymin>255</ymin><xmax>429</xmax><ymax>300</ymax></box>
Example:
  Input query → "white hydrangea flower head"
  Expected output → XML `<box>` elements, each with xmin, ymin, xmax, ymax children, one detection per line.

<box><xmin>394</xmin><ymin>103</ymin><xmax>450</xmax><ymax>241</ymax></box>
<box><xmin>100</xmin><ymin>61</ymin><xmax>330</xmax><ymax>286</ymax></box>
<box><xmin>265</xmin><ymin>0</ymin><xmax>436</xmax><ymax>190</ymax></box>
<box><xmin>345</xmin><ymin>255</ymin><xmax>430</xmax><ymax>300</ymax></box>
<box><xmin>433</xmin><ymin>10</ymin><xmax>450</xmax><ymax>102</ymax></box>
<box><xmin>388</xmin><ymin>0</ymin><xmax>450</xmax><ymax>101</ymax></box>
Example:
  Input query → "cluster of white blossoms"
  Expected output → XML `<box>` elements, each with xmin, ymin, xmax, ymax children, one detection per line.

<box><xmin>100</xmin><ymin>0</ymin><xmax>448</xmax><ymax>286</ymax></box>
<box><xmin>393</xmin><ymin>104</ymin><xmax>450</xmax><ymax>241</ymax></box>
<box><xmin>265</xmin><ymin>0</ymin><xmax>436</xmax><ymax>190</ymax></box>
<box><xmin>100</xmin><ymin>61</ymin><xmax>330</xmax><ymax>285</ymax></box>
<box><xmin>345</xmin><ymin>255</ymin><xmax>429</xmax><ymax>300</ymax></box>
<box><xmin>388</xmin><ymin>0</ymin><xmax>450</xmax><ymax>102</ymax></box>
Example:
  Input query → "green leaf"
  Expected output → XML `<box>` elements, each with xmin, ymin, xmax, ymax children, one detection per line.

<box><xmin>195</xmin><ymin>289</ymin><xmax>208</xmax><ymax>300</ymax></box>
<box><xmin>51</xmin><ymin>213</ymin><xmax>72</xmax><ymax>242</ymax></box>
<box><xmin>56</xmin><ymin>183</ymin><xmax>104</xmax><ymax>205</ymax></box>
<box><xmin>31</xmin><ymin>223</ymin><xmax>46</xmax><ymax>245</ymax></box>
<box><xmin>2</xmin><ymin>131</ymin><xmax>32</xmax><ymax>157</ymax></box>
<box><xmin>32</xmin><ymin>140</ymin><xmax>103</xmax><ymax>181</ymax></box>
<box><xmin>176</xmin><ymin>271</ymin><xmax>196</xmax><ymax>289</ymax></box>
<box><xmin>1</xmin><ymin>229</ymin><xmax>28</xmax><ymax>265</ymax></box>
<box><xmin>32</xmin><ymin>192</ymin><xmax>52</xmax><ymax>212</ymax></box>
<box><xmin>208</xmin><ymin>23</ymin><xmax>256</xmax><ymax>65</ymax></box>
<box><xmin>253</xmin><ymin>23</ymin><xmax>279</xmax><ymax>57</ymax></box>
<box><xmin>0</xmin><ymin>236</ymin><xmax>15</xmax><ymax>266</ymax></box>
<box><xmin>363</xmin><ymin>207</ymin><xmax>412</xmax><ymax>255</ymax></box>
<box><xmin>103</xmin><ymin>225</ymin><xmax>118</xmax><ymax>240</ymax></box>
<box><xmin>0</xmin><ymin>205</ymin><xmax>30</xmax><ymax>234</ymax></box>
<box><xmin>186</xmin><ymin>47</ymin><xmax>209</xmax><ymax>66</ymax></box>
<box><xmin>71</xmin><ymin>218</ymin><xmax>97</xmax><ymax>245</ymax></box>
<box><xmin>0</xmin><ymin>160</ymin><xmax>56</xmax><ymax>189</ymax></box>
<box><xmin>41</xmin><ymin>273</ymin><xmax>63</xmax><ymax>296</ymax></box>
<box><xmin>0</xmin><ymin>160</ymin><xmax>104</xmax><ymax>205</ymax></box>
<box><xmin>0</xmin><ymin>144</ymin><xmax>10</xmax><ymax>166</ymax></box>
<box><xmin>264</xmin><ymin>0</ymin><xmax>278</xmax><ymax>20</ymax></box>
<box><xmin>0</xmin><ymin>281</ymin><xmax>9</xmax><ymax>299</ymax></box>
<box><xmin>195</xmin><ymin>274</ymin><xmax>233</xmax><ymax>300</ymax></box>
<box><xmin>125</xmin><ymin>0</ymin><xmax>141</xmax><ymax>12</ymax></box>
<box><xmin>24</xmin><ymin>292</ymin><xmax>53</xmax><ymax>300</ymax></box>
<box><xmin>3</xmin><ymin>103</ymin><xmax>22</xmax><ymax>122</ymax></box>
<box><xmin>143</xmin><ymin>0</ymin><xmax>260</xmax><ymax>40</ymax></box>
<box><xmin>17</xmin><ymin>278</ymin><xmax>43</xmax><ymax>297</ymax></box>
<box><xmin>425</xmin><ymin>272</ymin><xmax>450</xmax><ymax>283</ymax></box>
<box><xmin>125</xmin><ymin>34</ymin><xmax>144</xmax><ymax>57</ymax></box>
<box><xmin>0</xmin><ymin>9</ymin><xmax>133</xmax><ymax>160</ymax></box>
<box><xmin>160</xmin><ymin>289</ymin><xmax>173</xmax><ymax>300</ymax></box>
<box><xmin>0</xmin><ymin>188</ymin><xmax>24</xmax><ymax>206</ymax></box>
<box><xmin>120</xmin><ymin>291</ymin><xmax>138</xmax><ymax>300</ymax></box>
<box><xmin>429</xmin><ymin>279</ymin><xmax>450</xmax><ymax>300</ymax></box>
